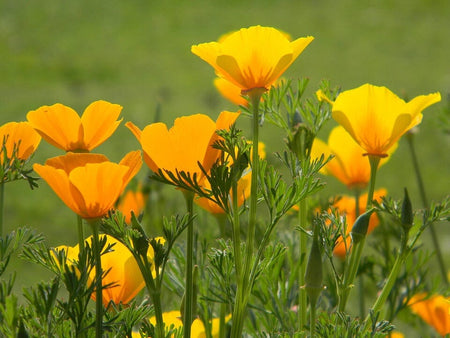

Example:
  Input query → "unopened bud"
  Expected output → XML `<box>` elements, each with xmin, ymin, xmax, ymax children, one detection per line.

<box><xmin>350</xmin><ymin>209</ymin><xmax>374</xmax><ymax>245</ymax></box>
<box><xmin>401</xmin><ymin>188</ymin><xmax>413</xmax><ymax>232</ymax></box>
<box><xmin>130</xmin><ymin>212</ymin><xmax>149</xmax><ymax>257</ymax></box>
<box><xmin>305</xmin><ymin>226</ymin><xmax>323</xmax><ymax>306</ymax></box>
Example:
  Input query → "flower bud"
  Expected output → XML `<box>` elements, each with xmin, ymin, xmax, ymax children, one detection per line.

<box><xmin>305</xmin><ymin>226</ymin><xmax>323</xmax><ymax>306</ymax></box>
<box><xmin>130</xmin><ymin>212</ymin><xmax>149</xmax><ymax>258</ymax></box>
<box><xmin>401</xmin><ymin>188</ymin><xmax>413</xmax><ymax>232</ymax></box>
<box><xmin>350</xmin><ymin>209</ymin><xmax>374</xmax><ymax>245</ymax></box>
<box><xmin>287</xmin><ymin>124</ymin><xmax>315</xmax><ymax>160</ymax></box>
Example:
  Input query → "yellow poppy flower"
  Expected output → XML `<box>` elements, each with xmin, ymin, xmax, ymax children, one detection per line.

<box><xmin>27</xmin><ymin>100</ymin><xmax>122</xmax><ymax>152</ymax></box>
<box><xmin>311</xmin><ymin>126</ymin><xmax>397</xmax><ymax>190</ymax></box>
<box><xmin>214</xmin><ymin>77</ymin><xmax>249</xmax><ymax>107</ymax></box>
<box><xmin>191</xmin><ymin>25</ymin><xmax>313</xmax><ymax>91</ymax></box>
<box><xmin>409</xmin><ymin>293</ymin><xmax>450</xmax><ymax>336</ymax></box>
<box><xmin>126</xmin><ymin>111</ymin><xmax>239</xmax><ymax>184</ymax></box>
<box><xmin>332</xmin><ymin>84</ymin><xmax>441</xmax><ymax>157</ymax></box>
<box><xmin>195</xmin><ymin>142</ymin><xmax>265</xmax><ymax>214</ymax></box>
<box><xmin>55</xmin><ymin>234</ymin><xmax>162</xmax><ymax>307</ymax></box>
<box><xmin>331</xmin><ymin>189</ymin><xmax>386</xmax><ymax>258</ymax></box>
<box><xmin>33</xmin><ymin>151</ymin><xmax>142</xmax><ymax>219</ymax></box>
<box><xmin>116</xmin><ymin>188</ymin><xmax>147</xmax><ymax>224</ymax></box>
<box><xmin>148</xmin><ymin>310</ymin><xmax>230</xmax><ymax>337</ymax></box>
<box><xmin>0</xmin><ymin>121</ymin><xmax>41</xmax><ymax>164</ymax></box>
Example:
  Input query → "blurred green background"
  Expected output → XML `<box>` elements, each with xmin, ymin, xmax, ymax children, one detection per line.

<box><xmin>1</xmin><ymin>0</ymin><xmax>449</xmax><ymax>322</ymax></box>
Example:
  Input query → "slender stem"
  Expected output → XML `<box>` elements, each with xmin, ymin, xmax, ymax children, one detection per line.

<box><xmin>183</xmin><ymin>191</ymin><xmax>195</xmax><ymax>338</ymax></box>
<box><xmin>77</xmin><ymin>215</ymin><xmax>85</xmax><ymax>256</ymax></box>
<box><xmin>219</xmin><ymin>302</ymin><xmax>227</xmax><ymax>338</ymax></box>
<box><xmin>231</xmin><ymin>180</ymin><xmax>242</xmax><ymax>283</ymax></box>
<box><xmin>406</xmin><ymin>133</ymin><xmax>448</xmax><ymax>286</ymax></box>
<box><xmin>310</xmin><ymin>297</ymin><xmax>317</xmax><ymax>338</ymax></box>
<box><xmin>143</xmin><ymin>257</ymin><xmax>165</xmax><ymax>338</ymax></box>
<box><xmin>362</xmin><ymin>233</ymin><xmax>409</xmax><ymax>331</ymax></box>
<box><xmin>298</xmin><ymin>199</ymin><xmax>308</xmax><ymax>329</ymax></box>
<box><xmin>339</xmin><ymin>156</ymin><xmax>380</xmax><ymax>312</ymax></box>
<box><xmin>231</xmin><ymin>88</ymin><xmax>264</xmax><ymax>337</ymax></box>
<box><xmin>89</xmin><ymin>219</ymin><xmax>103</xmax><ymax>338</ymax></box>
<box><xmin>0</xmin><ymin>182</ymin><xmax>4</xmax><ymax>237</ymax></box>
<box><xmin>353</xmin><ymin>190</ymin><xmax>365</xmax><ymax>319</ymax></box>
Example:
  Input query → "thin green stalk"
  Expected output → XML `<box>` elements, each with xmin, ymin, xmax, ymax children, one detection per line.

<box><xmin>219</xmin><ymin>302</ymin><xmax>227</xmax><ymax>338</ymax></box>
<box><xmin>142</xmin><ymin>257</ymin><xmax>165</xmax><ymax>338</ymax></box>
<box><xmin>231</xmin><ymin>180</ymin><xmax>242</xmax><ymax>283</ymax></box>
<box><xmin>310</xmin><ymin>297</ymin><xmax>317</xmax><ymax>338</ymax></box>
<box><xmin>362</xmin><ymin>233</ymin><xmax>409</xmax><ymax>332</ymax></box>
<box><xmin>183</xmin><ymin>191</ymin><xmax>195</xmax><ymax>338</ymax></box>
<box><xmin>298</xmin><ymin>199</ymin><xmax>308</xmax><ymax>330</ymax></box>
<box><xmin>89</xmin><ymin>219</ymin><xmax>103</xmax><ymax>338</ymax></box>
<box><xmin>339</xmin><ymin>156</ymin><xmax>380</xmax><ymax>312</ymax></box>
<box><xmin>353</xmin><ymin>190</ymin><xmax>365</xmax><ymax>320</ymax></box>
<box><xmin>216</xmin><ymin>215</ymin><xmax>229</xmax><ymax>338</ymax></box>
<box><xmin>231</xmin><ymin>88</ymin><xmax>265</xmax><ymax>337</ymax></box>
<box><xmin>406</xmin><ymin>133</ymin><xmax>448</xmax><ymax>285</ymax></box>
<box><xmin>0</xmin><ymin>182</ymin><xmax>3</xmax><ymax>237</ymax></box>
<box><xmin>77</xmin><ymin>215</ymin><xmax>85</xmax><ymax>256</ymax></box>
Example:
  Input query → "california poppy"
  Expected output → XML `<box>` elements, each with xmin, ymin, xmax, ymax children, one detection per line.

<box><xmin>195</xmin><ymin>142</ymin><xmax>265</xmax><ymax>214</ymax></box>
<box><xmin>27</xmin><ymin>100</ymin><xmax>122</xmax><ymax>152</ymax></box>
<box><xmin>192</xmin><ymin>25</ymin><xmax>313</xmax><ymax>92</ymax></box>
<box><xmin>311</xmin><ymin>126</ymin><xmax>396</xmax><ymax>190</ymax></box>
<box><xmin>0</xmin><ymin>121</ymin><xmax>41</xmax><ymax>163</ymax></box>
<box><xmin>332</xmin><ymin>84</ymin><xmax>441</xmax><ymax>157</ymax></box>
<box><xmin>55</xmin><ymin>234</ymin><xmax>163</xmax><ymax>307</ymax></box>
<box><xmin>214</xmin><ymin>77</ymin><xmax>249</xmax><ymax>107</ymax></box>
<box><xmin>116</xmin><ymin>188</ymin><xmax>147</xmax><ymax>224</ymax></box>
<box><xmin>331</xmin><ymin>189</ymin><xmax>386</xmax><ymax>258</ymax></box>
<box><xmin>409</xmin><ymin>293</ymin><xmax>450</xmax><ymax>337</ymax></box>
<box><xmin>33</xmin><ymin>151</ymin><xmax>142</xmax><ymax>219</ymax></box>
<box><xmin>143</xmin><ymin>310</ymin><xmax>230</xmax><ymax>338</ymax></box>
<box><xmin>126</xmin><ymin>111</ymin><xmax>239</xmax><ymax>185</ymax></box>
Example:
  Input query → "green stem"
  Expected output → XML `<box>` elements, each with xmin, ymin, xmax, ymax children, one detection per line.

<box><xmin>231</xmin><ymin>180</ymin><xmax>242</xmax><ymax>283</ymax></box>
<box><xmin>362</xmin><ymin>234</ymin><xmax>409</xmax><ymax>332</ymax></box>
<box><xmin>183</xmin><ymin>191</ymin><xmax>195</xmax><ymax>338</ymax></box>
<box><xmin>338</xmin><ymin>156</ymin><xmax>380</xmax><ymax>312</ymax></box>
<box><xmin>406</xmin><ymin>133</ymin><xmax>448</xmax><ymax>286</ymax></box>
<box><xmin>310</xmin><ymin>297</ymin><xmax>317</xmax><ymax>338</ymax></box>
<box><xmin>77</xmin><ymin>215</ymin><xmax>85</xmax><ymax>256</ymax></box>
<box><xmin>89</xmin><ymin>219</ymin><xmax>103</xmax><ymax>338</ymax></box>
<box><xmin>219</xmin><ymin>302</ymin><xmax>227</xmax><ymax>338</ymax></box>
<box><xmin>353</xmin><ymin>190</ymin><xmax>365</xmax><ymax>320</ymax></box>
<box><xmin>0</xmin><ymin>182</ymin><xmax>3</xmax><ymax>237</ymax></box>
<box><xmin>231</xmin><ymin>88</ymin><xmax>264</xmax><ymax>337</ymax></box>
<box><xmin>144</xmin><ymin>258</ymin><xmax>165</xmax><ymax>338</ymax></box>
<box><xmin>298</xmin><ymin>199</ymin><xmax>308</xmax><ymax>330</ymax></box>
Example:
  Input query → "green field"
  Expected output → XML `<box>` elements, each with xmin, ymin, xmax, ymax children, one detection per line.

<box><xmin>1</xmin><ymin>0</ymin><xmax>449</xmax><ymax>335</ymax></box>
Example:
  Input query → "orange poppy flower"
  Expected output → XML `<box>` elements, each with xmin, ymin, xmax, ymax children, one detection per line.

<box><xmin>332</xmin><ymin>84</ymin><xmax>441</xmax><ymax>157</ymax></box>
<box><xmin>195</xmin><ymin>142</ymin><xmax>265</xmax><ymax>214</ymax></box>
<box><xmin>126</xmin><ymin>111</ymin><xmax>239</xmax><ymax>184</ymax></box>
<box><xmin>33</xmin><ymin>151</ymin><xmax>142</xmax><ymax>219</ymax></box>
<box><xmin>116</xmin><ymin>188</ymin><xmax>147</xmax><ymax>224</ymax></box>
<box><xmin>311</xmin><ymin>126</ymin><xmax>397</xmax><ymax>190</ymax></box>
<box><xmin>55</xmin><ymin>234</ymin><xmax>164</xmax><ymax>307</ymax></box>
<box><xmin>27</xmin><ymin>100</ymin><xmax>122</xmax><ymax>152</ymax></box>
<box><xmin>331</xmin><ymin>189</ymin><xmax>387</xmax><ymax>258</ymax></box>
<box><xmin>214</xmin><ymin>77</ymin><xmax>250</xmax><ymax>107</ymax></box>
<box><xmin>191</xmin><ymin>25</ymin><xmax>313</xmax><ymax>92</ymax></box>
<box><xmin>0</xmin><ymin>121</ymin><xmax>41</xmax><ymax>164</ymax></box>
<box><xmin>143</xmin><ymin>310</ymin><xmax>230</xmax><ymax>337</ymax></box>
<box><xmin>409</xmin><ymin>293</ymin><xmax>450</xmax><ymax>337</ymax></box>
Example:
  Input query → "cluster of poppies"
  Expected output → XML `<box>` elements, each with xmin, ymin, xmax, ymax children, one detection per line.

<box><xmin>1</xmin><ymin>25</ymin><xmax>447</xmax><ymax>337</ymax></box>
